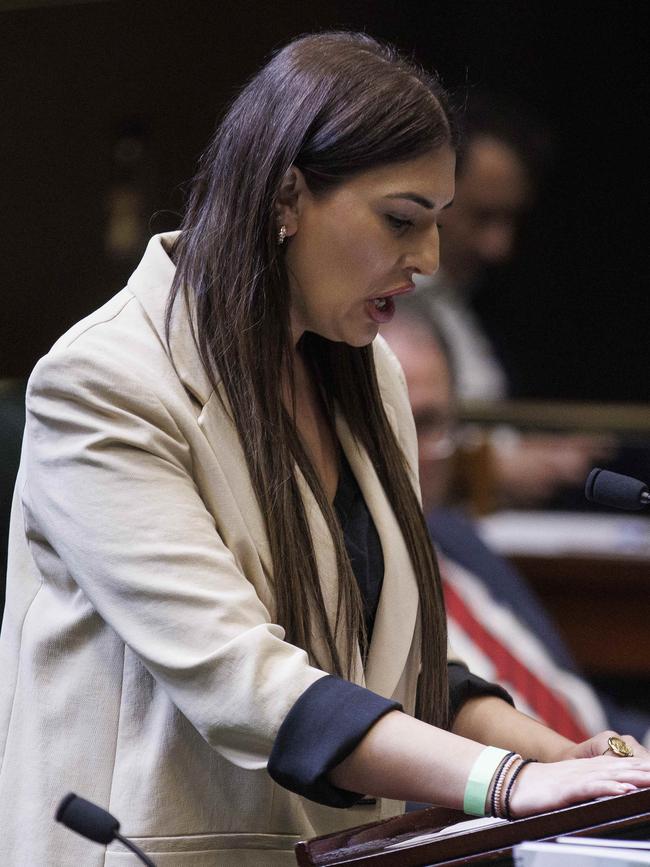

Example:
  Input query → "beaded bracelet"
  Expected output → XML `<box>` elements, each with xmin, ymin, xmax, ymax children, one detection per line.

<box><xmin>490</xmin><ymin>752</ymin><xmax>520</xmax><ymax>818</ymax></box>
<box><xmin>488</xmin><ymin>751</ymin><xmax>515</xmax><ymax>817</ymax></box>
<box><xmin>504</xmin><ymin>757</ymin><xmax>537</xmax><ymax>820</ymax></box>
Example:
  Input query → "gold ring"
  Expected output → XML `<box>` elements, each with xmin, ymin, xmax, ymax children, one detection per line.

<box><xmin>602</xmin><ymin>736</ymin><xmax>634</xmax><ymax>757</ymax></box>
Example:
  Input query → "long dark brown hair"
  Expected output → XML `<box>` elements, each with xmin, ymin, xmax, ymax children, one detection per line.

<box><xmin>168</xmin><ymin>31</ymin><xmax>457</xmax><ymax>729</ymax></box>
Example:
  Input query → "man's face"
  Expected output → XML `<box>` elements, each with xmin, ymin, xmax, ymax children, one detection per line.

<box><xmin>438</xmin><ymin>135</ymin><xmax>532</xmax><ymax>288</ymax></box>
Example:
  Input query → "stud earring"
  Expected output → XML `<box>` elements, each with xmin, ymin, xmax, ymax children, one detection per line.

<box><xmin>277</xmin><ymin>225</ymin><xmax>287</xmax><ymax>246</ymax></box>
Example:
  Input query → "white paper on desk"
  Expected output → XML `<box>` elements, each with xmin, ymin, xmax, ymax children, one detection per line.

<box><xmin>514</xmin><ymin>840</ymin><xmax>650</xmax><ymax>865</ymax></box>
<box><xmin>385</xmin><ymin>815</ymin><xmax>508</xmax><ymax>850</ymax></box>
<box><xmin>554</xmin><ymin>837</ymin><xmax>650</xmax><ymax>851</ymax></box>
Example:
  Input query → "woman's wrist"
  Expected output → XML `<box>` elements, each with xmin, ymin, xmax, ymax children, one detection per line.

<box><xmin>487</xmin><ymin>752</ymin><xmax>519</xmax><ymax>817</ymax></box>
<box><xmin>463</xmin><ymin>746</ymin><xmax>512</xmax><ymax>816</ymax></box>
<box><xmin>502</xmin><ymin>758</ymin><xmax>537</xmax><ymax>819</ymax></box>
<box><xmin>483</xmin><ymin>754</ymin><xmax>538</xmax><ymax>819</ymax></box>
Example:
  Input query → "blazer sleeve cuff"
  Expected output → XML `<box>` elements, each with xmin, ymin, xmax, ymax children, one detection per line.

<box><xmin>267</xmin><ymin>674</ymin><xmax>401</xmax><ymax>808</ymax></box>
<box><xmin>448</xmin><ymin>661</ymin><xmax>514</xmax><ymax>724</ymax></box>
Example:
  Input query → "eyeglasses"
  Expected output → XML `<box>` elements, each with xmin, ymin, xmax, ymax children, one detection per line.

<box><xmin>415</xmin><ymin>416</ymin><xmax>459</xmax><ymax>461</ymax></box>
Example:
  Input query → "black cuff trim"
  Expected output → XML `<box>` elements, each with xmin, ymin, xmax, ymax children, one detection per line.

<box><xmin>268</xmin><ymin>674</ymin><xmax>401</xmax><ymax>808</ymax></box>
<box><xmin>448</xmin><ymin>661</ymin><xmax>514</xmax><ymax>724</ymax></box>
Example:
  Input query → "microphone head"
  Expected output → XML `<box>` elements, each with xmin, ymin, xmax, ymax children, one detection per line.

<box><xmin>56</xmin><ymin>793</ymin><xmax>120</xmax><ymax>845</ymax></box>
<box><xmin>585</xmin><ymin>467</ymin><xmax>602</xmax><ymax>502</ymax></box>
<box><xmin>585</xmin><ymin>467</ymin><xmax>649</xmax><ymax>511</ymax></box>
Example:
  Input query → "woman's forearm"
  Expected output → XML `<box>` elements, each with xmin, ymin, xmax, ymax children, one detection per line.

<box><xmin>327</xmin><ymin>709</ymin><xmax>487</xmax><ymax>807</ymax></box>
<box><xmin>328</xmin><ymin>698</ymin><xmax>650</xmax><ymax>817</ymax></box>
<box><xmin>451</xmin><ymin>696</ymin><xmax>575</xmax><ymax>762</ymax></box>
<box><xmin>328</xmin><ymin>696</ymin><xmax>574</xmax><ymax>807</ymax></box>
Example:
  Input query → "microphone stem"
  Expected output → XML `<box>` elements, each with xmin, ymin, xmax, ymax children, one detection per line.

<box><xmin>115</xmin><ymin>832</ymin><xmax>157</xmax><ymax>867</ymax></box>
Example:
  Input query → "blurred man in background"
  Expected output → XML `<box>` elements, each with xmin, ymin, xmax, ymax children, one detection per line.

<box><xmin>414</xmin><ymin>94</ymin><xmax>610</xmax><ymax>506</ymax></box>
<box><xmin>382</xmin><ymin>311</ymin><xmax>649</xmax><ymax>743</ymax></box>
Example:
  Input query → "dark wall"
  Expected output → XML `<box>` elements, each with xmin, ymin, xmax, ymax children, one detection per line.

<box><xmin>2</xmin><ymin>0</ymin><xmax>647</xmax><ymax>399</ymax></box>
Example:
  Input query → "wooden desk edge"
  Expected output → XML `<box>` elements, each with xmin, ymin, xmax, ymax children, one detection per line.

<box><xmin>295</xmin><ymin>787</ymin><xmax>650</xmax><ymax>866</ymax></box>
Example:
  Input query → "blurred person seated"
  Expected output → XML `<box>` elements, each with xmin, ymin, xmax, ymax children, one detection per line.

<box><xmin>381</xmin><ymin>312</ymin><xmax>650</xmax><ymax>744</ymax></box>
<box><xmin>414</xmin><ymin>92</ymin><xmax>612</xmax><ymax>507</ymax></box>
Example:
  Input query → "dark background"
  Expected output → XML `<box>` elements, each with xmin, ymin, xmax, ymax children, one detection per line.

<box><xmin>1</xmin><ymin>0</ymin><xmax>647</xmax><ymax>400</ymax></box>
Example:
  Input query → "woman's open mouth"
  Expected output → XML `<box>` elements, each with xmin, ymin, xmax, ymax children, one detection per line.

<box><xmin>366</xmin><ymin>296</ymin><xmax>396</xmax><ymax>323</ymax></box>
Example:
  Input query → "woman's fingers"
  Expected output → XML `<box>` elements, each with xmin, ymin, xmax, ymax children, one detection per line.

<box><xmin>561</xmin><ymin>731</ymin><xmax>649</xmax><ymax>761</ymax></box>
<box><xmin>560</xmin><ymin>730</ymin><xmax>617</xmax><ymax>760</ymax></box>
<box><xmin>509</xmin><ymin>756</ymin><xmax>650</xmax><ymax>819</ymax></box>
<box><xmin>618</xmin><ymin>735</ymin><xmax>650</xmax><ymax>759</ymax></box>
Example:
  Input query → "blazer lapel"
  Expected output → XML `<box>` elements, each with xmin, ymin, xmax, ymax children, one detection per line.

<box><xmin>196</xmin><ymin>384</ymin><xmax>274</xmax><ymax>579</ymax></box>
<box><xmin>336</xmin><ymin>410</ymin><xmax>420</xmax><ymax>700</ymax></box>
<box><xmin>127</xmin><ymin>233</ymin><xmax>274</xmax><ymax>581</ymax></box>
<box><xmin>126</xmin><ymin>233</ymin><xmax>213</xmax><ymax>406</ymax></box>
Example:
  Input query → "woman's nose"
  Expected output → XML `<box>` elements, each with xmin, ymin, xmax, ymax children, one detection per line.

<box><xmin>407</xmin><ymin>225</ymin><xmax>440</xmax><ymax>276</ymax></box>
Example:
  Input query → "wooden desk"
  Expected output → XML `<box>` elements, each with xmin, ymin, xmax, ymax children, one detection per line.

<box><xmin>459</xmin><ymin>400</ymin><xmax>650</xmax><ymax>435</ymax></box>
<box><xmin>510</xmin><ymin>552</ymin><xmax>650</xmax><ymax>677</ymax></box>
<box><xmin>296</xmin><ymin>788</ymin><xmax>650</xmax><ymax>866</ymax></box>
<box><xmin>453</xmin><ymin>398</ymin><xmax>650</xmax><ymax>517</ymax></box>
<box><xmin>479</xmin><ymin>511</ymin><xmax>650</xmax><ymax>677</ymax></box>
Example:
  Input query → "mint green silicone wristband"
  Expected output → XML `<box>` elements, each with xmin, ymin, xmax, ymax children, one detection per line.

<box><xmin>463</xmin><ymin>746</ymin><xmax>510</xmax><ymax>816</ymax></box>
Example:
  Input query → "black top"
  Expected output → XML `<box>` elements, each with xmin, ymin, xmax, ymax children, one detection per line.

<box><xmin>268</xmin><ymin>451</ymin><xmax>513</xmax><ymax>808</ymax></box>
<box><xmin>333</xmin><ymin>449</ymin><xmax>384</xmax><ymax>642</ymax></box>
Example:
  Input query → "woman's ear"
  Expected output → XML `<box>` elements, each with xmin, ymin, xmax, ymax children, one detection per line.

<box><xmin>274</xmin><ymin>166</ymin><xmax>309</xmax><ymax>240</ymax></box>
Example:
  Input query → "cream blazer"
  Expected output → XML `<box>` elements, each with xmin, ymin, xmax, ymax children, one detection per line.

<box><xmin>0</xmin><ymin>234</ymin><xmax>429</xmax><ymax>866</ymax></box>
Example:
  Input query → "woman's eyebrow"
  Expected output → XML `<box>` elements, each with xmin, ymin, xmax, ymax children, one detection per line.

<box><xmin>384</xmin><ymin>193</ymin><xmax>455</xmax><ymax>210</ymax></box>
<box><xmin>385</xmin><ymin>192</ymin><xmax>434</xmax><ymax>209</ymax></box>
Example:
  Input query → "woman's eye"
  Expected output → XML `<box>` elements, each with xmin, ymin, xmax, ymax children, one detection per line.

<box><xmin>386</xmin><ymin>214</ymin><xmax>413</xmax><ymax>232</ymax></box>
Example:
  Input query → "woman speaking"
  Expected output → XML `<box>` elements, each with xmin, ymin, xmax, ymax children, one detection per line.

<box><xmin>1</xmin><ymin>31</ymin><xmax>648</xmax><ymax>866</ymax></box>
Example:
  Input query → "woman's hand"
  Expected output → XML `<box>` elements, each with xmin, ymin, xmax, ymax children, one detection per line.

<box><xmin>509</xmin><ymin>754</ymin><xmax>650</xmax><ymax>819</ymax></box>
<box><xmin>558</xmin><ymin>730</ymin><xmax>650</xmax><ymax>761</ymax></box>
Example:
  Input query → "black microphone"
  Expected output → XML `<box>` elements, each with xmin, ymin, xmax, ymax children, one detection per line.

<box><xmin>585</xmin><ymin>467</ymin><xmax>650</xmax><ymax>511</ymax></box>
<box><xmin>56</xmin><ymin>793</ymin><xmax>157</xmax><ymax>866</ymax></box>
